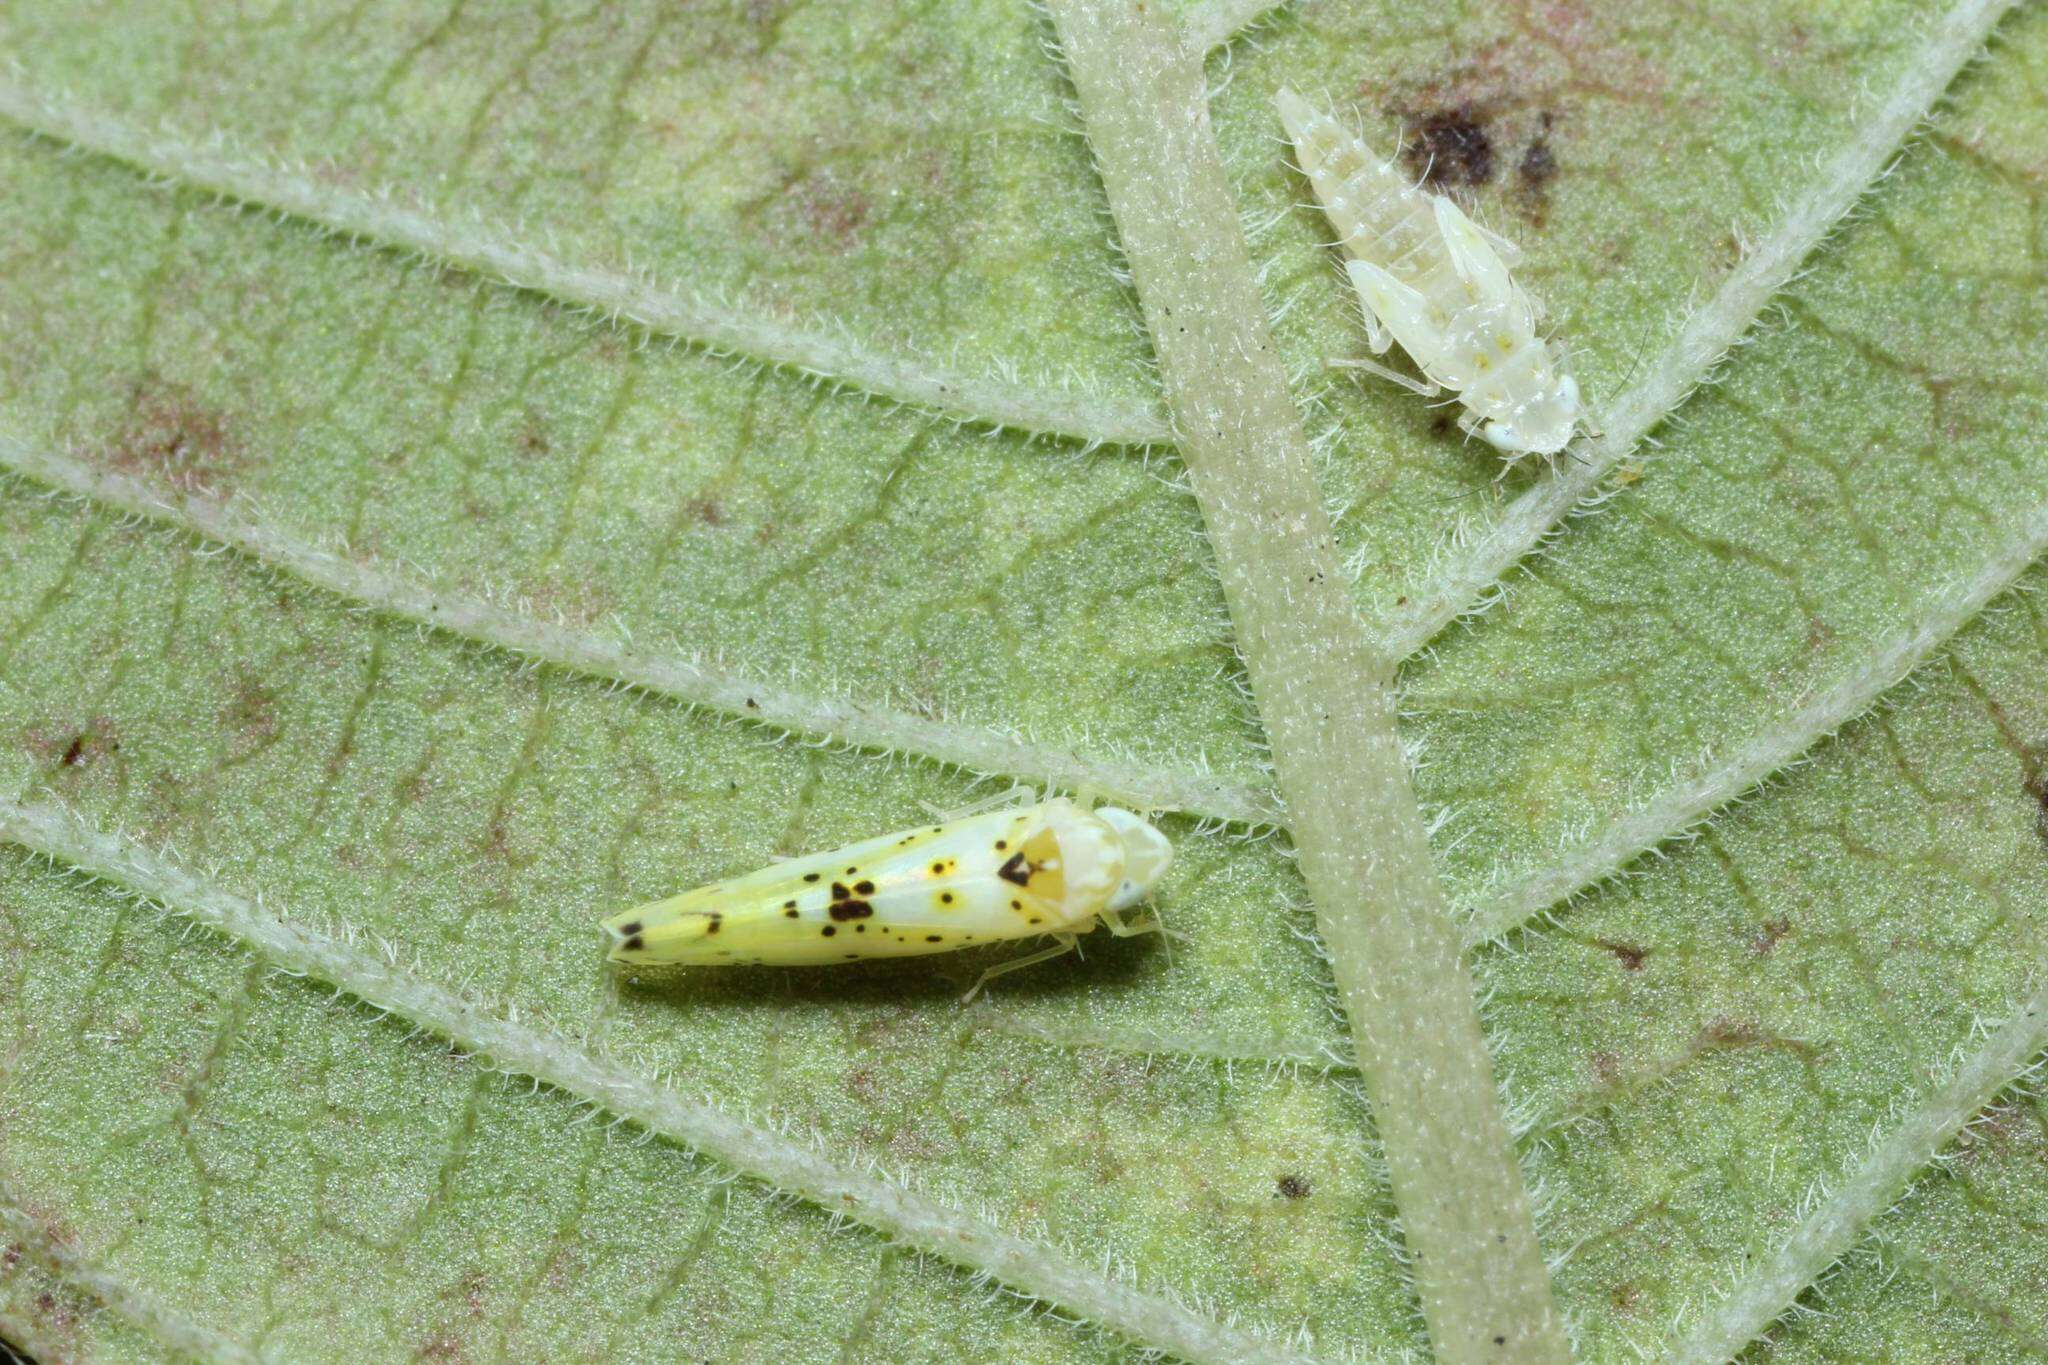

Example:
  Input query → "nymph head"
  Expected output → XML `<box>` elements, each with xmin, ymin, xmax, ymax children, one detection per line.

<box><xmin>1482</xmin><ymin>371</ymin><xmax>1581</xmax><ymax>457</ymax></box>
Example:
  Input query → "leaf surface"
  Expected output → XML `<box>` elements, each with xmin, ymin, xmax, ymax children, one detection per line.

<box><xmin>1</xmin><ymin>0</ymin><xmax>2045</xmax><ymax>1360</ymax></box>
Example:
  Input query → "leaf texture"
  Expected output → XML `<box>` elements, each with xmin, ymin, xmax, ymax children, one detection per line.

<box><xmin>0</xmin><ymin>0</ymin><xmax>2044</xmax><ymax>1360</ymax></box>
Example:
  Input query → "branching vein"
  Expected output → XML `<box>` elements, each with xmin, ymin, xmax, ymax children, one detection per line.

<box><xmin>0</xmin><ymin>75</ymin><xmax>1171</xmax><ymax>449</ymax></box>
<box><xmin>1466</xmin><ymin>495</ymin><xmax>2048</xmax><ymax>940</ymax></box>
<box><xmin>0</xmin><ymin>792</ymin><xmax>1317</xmax><ymax>1365</ymax></box>
<box><xmin>0</xmin><ymin>433</ymin><xmax>1277</xmax><ymax>824</ymax></box>
<box><xmin>0</xmin><ymin>1169</ymin><xmax>259</xmax><ymax>1363</ymax></box>
<box><xmin>1372</xmin><ymin>0</ymin><xmax>2021</xmax><ymax>661</ymax></box>
<box><xmin>1664</xmin><ymin>975</ymin><xmax>2048</xmax><ymax>1363</ymax></box>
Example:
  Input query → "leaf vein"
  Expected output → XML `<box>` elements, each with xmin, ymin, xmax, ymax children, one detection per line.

<box><xmin>1467</xmin><ymin>493</ymin><xmax>2048</xmax><ymax>940</ymax></box>
<box><xmin>0</xmin><ymin>791</ymin><xmax>1320</xmax><ymax>1365</ymax></box>
<box><xmin>1371</xmin><ymin>0</ymin><xmax>2024</xmax><ymax>661</ymax></box>
<box><xmin>0</xmin><ymin>1168</ymin><xmax>262</xmax><ymax>1364</ymax></box>
<box><xmin>1663</xmin><ymin>975</ymin><xmax>2048</xmax><ymax>1362</ymax></box>
<box><xmin>0</xmin><ymin>433</ymin><xmax>1279</xmax><ymax>824</ymax></box>
<box><xmin>0</xmin><ymin>76</ymin><xmax>1171</xmax><ymax>449</ymax></box>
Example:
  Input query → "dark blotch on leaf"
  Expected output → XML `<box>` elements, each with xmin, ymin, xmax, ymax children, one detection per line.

<box><xmin>2024</xmin><ymin>768</ymin><xmax>2048</xmax><ymax>848</ymax></box>
<box><xmin>1404</xmin><ymin>104</ymin><xmax>1493</xmax><ymax>187</ymax></box>
<box><xmin>1604</xmin><ymin>942</ymin><xmax>1647</xmax><ymax>971</ymax></box>
<box><xmin>1515</xmin><ymin>112</ymin><xmax>1559</xmax><ymax>222</ymax></box>
<box><xmin>1275</xmin><ymin>1174</ymin><xmax>1310</xmax><ymax>1199</ymax></box>
<box><xmin>40</xmin><ymin>720</ymin><xmax>119</xmax><ymax>770</ymax></box>
<box><xmin>104</xmin><ymin>375</ymin><xmax>244</xmax><ymax>497</ymax></box>
<box><xmin>1752</xmin><ymin>917</ymin><xmax>1793</xmax><ymax>955</ymax></box>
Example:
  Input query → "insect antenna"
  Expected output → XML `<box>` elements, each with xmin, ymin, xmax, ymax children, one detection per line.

<box><xmin>1610</xmin><ymin>313</ymin><xmax>1657</xmax><ymax>402</ymax></box>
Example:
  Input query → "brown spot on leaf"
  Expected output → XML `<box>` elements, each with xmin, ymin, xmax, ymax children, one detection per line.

<box><xmin>103</xmin><ymin>375</ymin><xmax>243</xmax><ymax>497</ymax></box>
<box><xmin>1402</xmin><ymin>104</ymin><xmax>1494</xmax><ymax>187</ymax></box>
<box><xmin>28</xmin><ymin>717</ymin><xmax>120</xmax><ymax>772</ymax></box>
<box><xmin>458</xmin><ymin>1270</ymin><xmax>488</xmax><ymax>1318</ymax></box>
<box><xmin>223</xmin><ymin>672</ymin><xmax>278</xmax><ymax>747</ymax></box>
<box><xmin>1697</xmin><ymin>1018</ymin><xmax>1817</xmax><ymax>1059</ymax></box>
<box><xmin>1275</xmin><ymin>1174</ymin><xmax>1311</xmax><ymax>1199</ymax></box>
<box><xmin>777</xmin><ymin>167</ymin><xmax>872</xmax><ymax>251</ymax></box>
<box><xmin>417</xmin><ymin>1328</ymin><xmax>468</xmax><ymax>1362</ymax></box>
<box><xmin>1751</xmin><ymin>917</ymin><xmax>1793</xmax><ymax>955</ymax></box>
<box><xmin>2024</xmin><ymin>768</ymin><xmax>2048</xmax><ymax>851</ymax></box>
<box><xmin>516</xmin><ymin>408</ymin><xmax>551</xmax><ymax>460</ymax></box>
<box><xmin>1518</xmin><ymin>117</ymin><xmax>1558</xmax><ymax>190</ymax></box>
<box><xmin>515</xmin><ymin>576</ymin><xmax>617</xmax><ymax>630</ymax></box>
<box><xmin>1515</xmin><ymin>112</ymin><xmax>1559</xmax><ymax>222</ymax></box>
<box><xmin>1601</xmin><ymin>941</ymin><xmax>1647</xmax><ymax>971</ymax></box>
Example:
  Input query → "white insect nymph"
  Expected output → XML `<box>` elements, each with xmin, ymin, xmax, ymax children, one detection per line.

<box><xmin>1276</xmin><ymin>88</ymin><xmax>1584</xmax><ymax>457</ymax></box>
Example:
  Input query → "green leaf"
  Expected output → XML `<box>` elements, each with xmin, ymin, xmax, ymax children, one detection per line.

<box><xmin>0</xmin><ymin>0</ymin><xmax>2044</xmax><ymax>1360</ymax></box>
